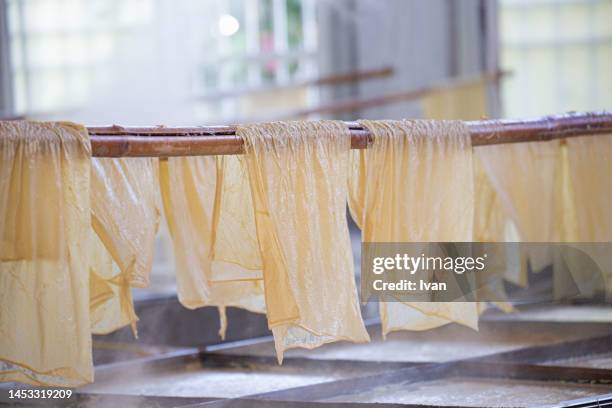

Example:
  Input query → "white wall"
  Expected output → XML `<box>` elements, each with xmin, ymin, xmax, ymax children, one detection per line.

<box><xmin>317</xmin><ymin>0</ymin><xmax>496</xmax><ymax>120</ymax></box>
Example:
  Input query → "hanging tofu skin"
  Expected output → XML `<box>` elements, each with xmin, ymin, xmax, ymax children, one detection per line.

<box><xmin>239</xmin><ymin>121</ymin><xmax>370</xmax><ymax>362</ymax></box>
<box><xmin>348</xmin><ymin>120</ymin><xmax>479</xmax><ymax>336</ymax></box>
<box><xmin>0</xmin><ymin>121</ymin><xmax>93</xmax><ymax>386</ymax></box>
<box><xmin>556</xmin><ymin>135</ymin><xmax>612</xmax><ymax>296</ymax></box>
<box><xmin>159</xmin><ymin>155</ymin><xmax>265</xmax><ymax>339</ymax></box>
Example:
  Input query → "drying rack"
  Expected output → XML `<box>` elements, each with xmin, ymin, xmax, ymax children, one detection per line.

<box><xmin>86</xmin><ymin>111</ymin><xmax>612</xmax><ymax>157</ymax></box>
<box><xmin>3</xmin><ymin>111</ymin><xmax>612</xmax><ymax>407</ymax></box>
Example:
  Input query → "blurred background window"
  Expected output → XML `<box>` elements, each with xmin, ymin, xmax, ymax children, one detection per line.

<box><xmin>500</xmin><ymin>0</ymin><xmax>612</xmax><ymax>117</ymax></box>
<box><xmin>6</xmin><ymin>0</ymin><xmax>611</xmax><ymax>123</ymax></box>
<box><xmin>6</xmin><ymin>0</ymin><xmax>156</xmax><ymax>115</ymax></box>
<box><xmin>190</xmin><ymin>0</ymin><xmax>319</xmax><ymax>121</ymax></box>
<box><xmin>3</xmin><ymin>0</ymin><xmax>318</xmax><ymax>124</ymax></box>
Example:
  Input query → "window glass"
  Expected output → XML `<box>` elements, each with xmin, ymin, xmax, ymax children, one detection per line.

<box><xmin>500</xmin><ymin>0</ymin><xmax>612</xmax><ymax>118</ymax></box>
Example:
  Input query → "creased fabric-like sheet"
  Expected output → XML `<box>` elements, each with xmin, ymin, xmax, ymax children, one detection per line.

<box><xmin>476</xmin><ymin>141</ymin><xmax>561</xmax><ymax>242</ymax></box>
<box><xmin>0</xmin><ymin>121</ymin><xmax>93</xmax><ymax>386</ymax></box>
<box><xmin>475</xmin><ymin>134</ymin><xmax>612</xmax><ymax>299</ymax></box>
<box><xmin>88</xmin><ymin>232</ymin><xmax>139</xmax><ymax>336</ymax></box>
<box><xmin>348</xmin><ymin>120</ymin><xmax>479</xmax><ymax>336</ymax></box>
<box><xmin>564</xmin><ymin>135</ymin><xmax>612</xmax><ymax>244</ymax></box>
<box><xmin>159</xmin><ymin>156</ymin><xmax>265</xmax><ymax>338</ymax></box>
<box><xmin>557</xmin><ymin>135</ymin><xmax>612</xmax><ymax>295</ymax></box>
<box><xmin>90</xmin><ymin>158</ymin><xmax>161</xmax><ymax>335</ymax></box>
<box><xmin>475</xmin><ymin>141</ymin><xmax>562</xmax><ymax>285</ymax></box>
<box><xmin>239</xmin><ymin>121</ymin><xmax>369</xmax><ymax>362</ymax></box>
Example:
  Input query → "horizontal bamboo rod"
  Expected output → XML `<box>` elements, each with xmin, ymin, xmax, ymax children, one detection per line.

<box><xmin>196</xmin><ymin>66</ymin><xmax>394</xmax><ymax>101</ymax></box>
<box><xmin>224</xmin><ymin>70</ymin><xmax>507</xmax><ymax>124</ymax></box>
<box><xmin>279</xmin><ymin>70</ymin><xmax>507</xmax><ymax>120</ymax></box>
<box><xmin>88</xmin><ymin>111</ymin><xmax>611</xmax><ymax>157</ymax></box>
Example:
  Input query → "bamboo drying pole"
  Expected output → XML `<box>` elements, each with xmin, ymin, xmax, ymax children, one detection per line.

<box><xmin>224</xmin><ymin>70</ymin><xmax>507</xmax><ymax>124</ymax></box>
<box><xmin>87</xmin><ymin>111</ymin><xmax>612</xmax><ymax>157</ymax></box>
<box><xmin>278</xmin><ymin>70</ymin><xmax>507</xmax><ymax>119</ymax></box>
<box><xmin>196</xmin><ymin>66</ymin><xmax>394</xmax><ymax>101</ymax></box>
